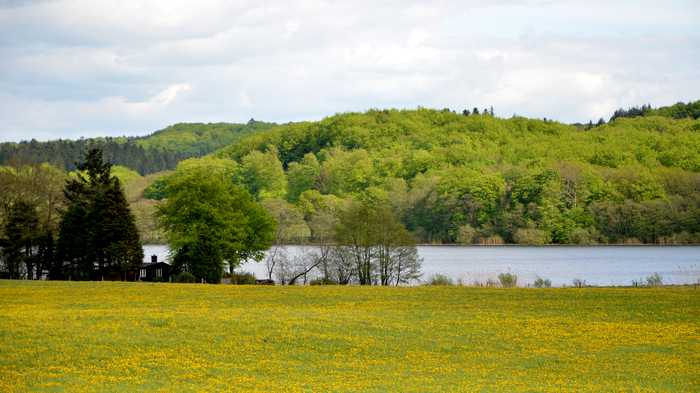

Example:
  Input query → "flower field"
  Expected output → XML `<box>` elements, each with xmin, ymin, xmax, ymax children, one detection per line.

<box><xmin>0</xmin><ymin>281</ymin><xmax>698</xmax><ymax>392</ymax></box>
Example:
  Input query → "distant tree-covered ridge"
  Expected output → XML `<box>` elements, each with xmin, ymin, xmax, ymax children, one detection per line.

<box><xmin>610</xmin><ymin>100</ymin><xmax>700</xmax><ymax>122</ymax></box>
<box><xmin>0</xmin><ymin>120</ymin><xmax>276</xmax><ymax>175</ymax></box>
<box><xmin>134</xmin><ymin>120</ymin><xmax>275</xmax><ymax>155</ymax></box>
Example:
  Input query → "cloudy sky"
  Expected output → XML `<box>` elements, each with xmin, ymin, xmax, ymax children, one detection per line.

<box><xmin>0</xmin><ymin>0</ymin><xmax>698</xmax><ymax>142</ymax></box>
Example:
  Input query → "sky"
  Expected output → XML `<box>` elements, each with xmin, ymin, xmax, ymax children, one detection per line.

<box><xmin>0</xmin><ymin>0</ymin><xmax>698</xmax><ymax>142</ymax></box>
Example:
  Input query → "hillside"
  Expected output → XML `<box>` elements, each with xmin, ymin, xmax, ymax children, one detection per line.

<box><xmin>134</xmin><ymin>120</ymin><xmax>276</xmax><ymax>155</ymax></box>
<box><xmin>2</xmin><ymin>102</ymin><xmax>699</xmax><ymax>245</ymax></box>
<box><xmin>610</xmin><ymin>100</ymin><xmax>700</xmax><ymax>122</ymax></box>
<box><xmin>0</xmin><ymin>120</ymin><xmax>276</xmax><ymax>175</ymax></box>
<box><xmin>211</xmin><ymin>108</ymin><xmax>700</xmax><ymax>244</ymax></box>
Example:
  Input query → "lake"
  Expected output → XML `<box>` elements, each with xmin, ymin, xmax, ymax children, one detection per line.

<box><xmin>143</xmin><ymin>244</ymin><xmax>700</xmax><ymax>287</ymax></box>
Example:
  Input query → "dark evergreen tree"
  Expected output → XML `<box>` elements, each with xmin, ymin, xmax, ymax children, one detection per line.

<box><xmin>57</xmin><ymin>149</ymin><xmax>143</xmax><ymax>280</ymax></box>
<box><xmin>609</xmin><ymin>105</ymin><xmax>651</xmax><ymax>122</ymax></box>
<box><xmin>2</xmin><ymin>200</ymin><xmax>39</xmax><ymax>279</ymax></box>
<box><xmin>56</xmin><ymin>193</ymin><xmax>91</xmax><ymax>279</ymax></box>
<box><xmin>36</xmin><ymin>231</ymin><xmax>55</xmax><ymax>280</ymax></box>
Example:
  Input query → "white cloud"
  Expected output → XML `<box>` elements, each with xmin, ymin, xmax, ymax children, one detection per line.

<box><xmin>0</xmin><ymin>0</ymin><xmax>698</xmax><ymax>141</ymax></box>
<box><xmin>150</xmin><ymin>84</ymin><xmax>191</xmax><ymax>106</ymax></box>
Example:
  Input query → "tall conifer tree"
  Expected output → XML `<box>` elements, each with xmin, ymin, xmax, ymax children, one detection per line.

<box><xmin>3</xmin><ymin>200</ymin><xmax>39</xmax><ymax>279</ymax></box>
<box><xmin>57</xmin><ymin>149</ymin><xmax>143</xmax><ymax>280</ymax></box>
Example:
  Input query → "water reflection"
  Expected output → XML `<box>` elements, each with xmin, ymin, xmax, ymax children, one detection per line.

<box><xmin>143</xmin><ymin>244</ymin><xmax>700</xmax><ymax>286</ymax></box>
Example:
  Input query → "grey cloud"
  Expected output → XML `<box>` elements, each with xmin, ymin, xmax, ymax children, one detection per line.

<box><xmin>0</xmin><ymin>0</ymin><xmax>698</xmax><ymax>142</ymax></box>
<box><xmin>0</xmin><ymin>0</ymin><xmax>52</xmax><ymax>8</ymax></box>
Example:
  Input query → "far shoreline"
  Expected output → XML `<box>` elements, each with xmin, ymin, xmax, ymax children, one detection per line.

<box><xmin>143</xmin><ymin>243</ymin><xmax>700</xmax><ymax>247</ymax></box>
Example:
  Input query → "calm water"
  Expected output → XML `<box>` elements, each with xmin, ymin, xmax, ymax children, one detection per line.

<box><xmin>143</xmin><ymin>244</ymin><xmax>700</xmax><ymax>286</ymax></box>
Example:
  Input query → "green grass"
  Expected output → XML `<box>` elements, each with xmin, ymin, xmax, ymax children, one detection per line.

<box><xmin>0</xmin><ymin>280</ymin><xmax>698</xmax><ymax>392</ymax></box>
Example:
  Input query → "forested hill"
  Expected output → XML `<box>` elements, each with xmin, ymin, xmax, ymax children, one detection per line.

<box><xmin>2</xmin><ymin>101</ymin><xmax>699</xmax><ymax>245</ymax></box>
<box><xmin>133</xmin><ymin>120</ymin><xmax>276</xmax><ymax>155</ymax></box>
<box><xmin>610</xmin><ymin>100</ymin><xmax>700</xmax><ymax>122</ymax></box>
<box><xmin>0</xmin><ymin>120</ymin><xmax>275</xmax><ymax>175</ymax></box>
<box><xmin>213</xmin><ymin>108</ymin><xmax>700</xmax><ymax>245</ymax></box>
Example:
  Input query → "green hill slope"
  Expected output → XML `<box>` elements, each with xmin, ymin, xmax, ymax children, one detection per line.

<box><xmin>213</xmin><ymin>108</ymin><xmax>700</xmax><ymax>244</ymax></box>
<box><xmin>0</xmin><ymin>120</ymin><xmax>276</xmax><ymax>174</ymax></box>
<box><xmin>135</xmin><ymin>120</ymin><xmax>276</xmax><ymax>155</ymax></box>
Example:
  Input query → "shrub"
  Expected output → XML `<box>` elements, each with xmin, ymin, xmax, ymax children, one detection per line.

<box><xmin>143</xmin><ymin>178</ymin><xmax>168</xmax><ymax>200</ymax></box>
<box><xmin>230</xmin><ymin>271</ymin><xmax>257</xmax><ymax>285</ymax></box>
<box><xmin>456</xmin><ymin>225</ymin><xmax>476</xmax><ymax>244</ymax></box>
<box><xmin>572</xmin><ymin>278</ymin><xmax>586</xmax><ymax>288</ymax></box>
<box><xmin>646</xmin><ymin>272</ymin><xmax>663</xmax><ymax>287</ymax></box>
<box><xmin>513</xmin><ymin>228</ymin><xmax>550</xmax><ymax>245</ymax></box>
<box><xmin>174</xmin><ymin>271</ymin><xmax>196</xmax><ymax>283</ymax></box>
<box><xmin>533</xmin><ymin>276</ymin><xmax>552</xmax><ymax>288</ymax></box>
<box><xmin>498</xmin><ymin>272</ymin><xmax>518</xmax><ymax>288</ymax></box>
<box><xmin>309</xmin><ymin>278</ymin><xmax>339</xmax><ymax>285</ymax></box>
<box><xmin>473</xmin><ymin>278</ymin><xmax>499</xmax><ymax>287</ymax></box>
<box><xmin>426</xmin><ymin>274</ymin><xmax>454</xmax><ymax>286</ymax></box>
<box><xmin>569</xmin><ymin>228</ymin><xmax>595</xmax><ymax>245</ymax></box>
<box><xmin>477</xmin><ymin>235</ymin><xmax>504</xmax><ymax>245</ymax></box>
<box><xmin>658</xmin><ymin>231</ymin><xmax>700</xmax><ymax>244</ymax></box>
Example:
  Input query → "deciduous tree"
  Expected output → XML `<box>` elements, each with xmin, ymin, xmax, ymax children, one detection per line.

<box><xmin>157</xmin><ymin>158</ymin><xmax>275</xmax><ymax>283</ymax></box>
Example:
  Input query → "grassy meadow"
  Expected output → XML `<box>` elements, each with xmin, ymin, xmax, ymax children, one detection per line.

<box><xmin>0</xmin><ymin>281</ymin><xmax>698</xmax><ymax>392</ymax></box>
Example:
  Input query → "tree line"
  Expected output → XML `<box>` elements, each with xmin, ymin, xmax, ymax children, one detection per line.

<box><xmin>264</xmin><ymin>198</ymin><xmax>422</xmax><ymax>286</ymax></box>
<box><xmin>610</xmin><ymin>101</ymin><xmax>700</xmax><ymax>122</ymax></box>
<box><xmin>0</xmin><ymin>138</ymin><xmax>187</xmax><ymax>175</ymax></box>
<box><xmin>0</xmin><ymin>120</ymin><xmax>276</xmax><ymax>175</ymax></box>
<box><xmin>0</xmin><ymin>150</ymin><xmax>143</xmax><ymax>280</ymax></box>
<box><xmin>211</xmin><ymin>106</ymin><xmax>699</xmax><ymax>245</ymax></box>
<box><xmin>2</xmin><ymin>103</ymin><xmax>699</xmax><ymax>282</ymax></box>
<box><xmin>1</xmin><ymin>150</ymin><xmax>281</xmax><ymax>284</ymax></box>
<box><xmin>155</xmin><ymin>156</ymin><xmax>423</xmax><ymax>285</ymax></box>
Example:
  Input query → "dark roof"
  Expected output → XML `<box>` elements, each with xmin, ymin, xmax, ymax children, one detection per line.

<box><xmin>140</xmin><ymin>262</ymin><xmax>171</xmax><ymax>268</ymax></box>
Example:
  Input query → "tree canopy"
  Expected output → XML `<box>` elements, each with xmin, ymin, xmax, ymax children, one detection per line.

<box><xmin>0</xmin><ymin>121</ymin><xmax>276</xmax><ymax>175</ymax></box>
<box><xmin>213</xmin><ymin>107</ymin><xmax>700</xmax><ymax>245</ymax></box>
<box><xmin>156</xmin><ymin>157</ymin><xmax>276</xmax><ymax>283</ymax></box>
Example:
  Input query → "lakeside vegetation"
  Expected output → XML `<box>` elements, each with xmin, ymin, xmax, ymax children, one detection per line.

<box><xmin>0</xmin><ymin>150</ymin><xmax>143</xmax><ymax>281</ymax></box>
<box><xmin>0</xmin><ymin>281</ymin><xmax>697</xmax><ymax>392</ymax></box>
<box><xmin>1</xmin><ymin>101</ymin><xmax>699</xmax><ymax>282</ymax></box>
<box><xmin>210</xmin><ymin>104</ymin><xmax>699</xmax><ymax>246</ymax></box>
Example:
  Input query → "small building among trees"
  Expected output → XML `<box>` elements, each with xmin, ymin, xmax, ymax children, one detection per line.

<box><xmin>138</xmin><ymin>255</ymin><xmax>171</xmax><ymax>282</ymax></box>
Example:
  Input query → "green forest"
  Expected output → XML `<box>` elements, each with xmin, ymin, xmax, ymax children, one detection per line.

<box><xmin>207</xmin><ymin>105</ymin><xmax>700</xmax><ymax>245</ymax></box>
<box><xmin>0</xmin><ymin>120</ymin><xmax>275</xmax><ymax>175</ymax></box>
<box><xmin>2</xmin><ymin>101</ymin><xmax>699</xmax><ymax>248</ymax></box>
